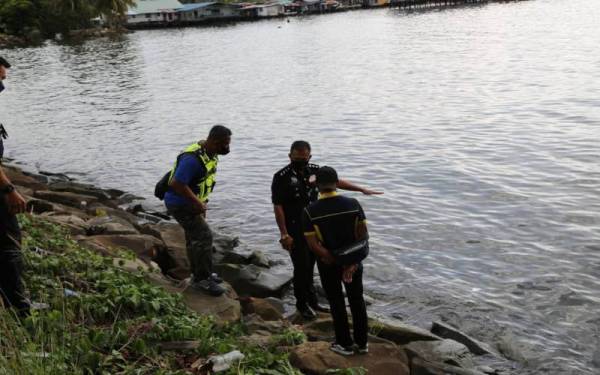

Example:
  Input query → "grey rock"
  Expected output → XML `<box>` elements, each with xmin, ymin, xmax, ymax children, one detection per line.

<box><xmin>86</xmin><ymin>216</ymin><xmax>138</xmax><ymax>235</ymax></box>
<box><xmin>34</xmin><ymin>190</ymin><xmax>98</xmax><ymax>209</ymax></box>
<box><xmin>406</xmin><ymin>339</ymin><xmax>475</xmax><ymax>369</ymax></box>
<box><xmin>249</xmin><ymin>250</ymin><xmax>270</xmax><ymax>268</ymax></box>
<box><xmin>213</xmin><ymin>263</ymin><xmax>293</xmax><ymax>298</ymax></box>
<box><xmin>431</xmin><ymin>321</ymin><xmax>495</xmax><ymax>356</ymax></box>
<box><xmin>369</xmin><ymin>316</ymin><xmax>441</xmax><ymax>345</ymax></box>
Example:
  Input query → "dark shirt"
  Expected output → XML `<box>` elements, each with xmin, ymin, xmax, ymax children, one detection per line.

<box><xmin>164</xmin><ymin>154</ymin><xmax>206</xmax><ymax>207</ymax></box>
<box><xmin>302</xmin><ymin>193</ymin><xmax>366</xmax><ymax>252</ymax></box>
<box><xmin>271</xmin><ymin>163</ymin><xmax>320</xmax><ymax>236</ymax></box>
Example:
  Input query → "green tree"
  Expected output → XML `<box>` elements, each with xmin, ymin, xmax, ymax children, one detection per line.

<box><xmin>95</xmin><ymin>0</ymin><xmax>136</xmax><ymax>28</ymax></box>
<box><xmin>0</xmin><ymin>0</ymin><xmax>39</xmax><ymax>36</ymax></box>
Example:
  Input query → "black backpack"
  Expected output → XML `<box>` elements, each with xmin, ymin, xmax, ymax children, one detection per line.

<box><xmin>154</xmin><ymin>171</ymin><xmax>171</xmax><ymax>200</ymax></box>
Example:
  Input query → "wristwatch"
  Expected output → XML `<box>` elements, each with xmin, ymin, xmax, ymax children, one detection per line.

<box><xmin>0</xmin><ymin>184</ymin><xmax>15</xmax><ymax>194</ymax></box>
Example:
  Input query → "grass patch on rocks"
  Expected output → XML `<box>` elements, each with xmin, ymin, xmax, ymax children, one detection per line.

<box><xmin>0</xmin><ymin>215</ymin><xmax>302</xmax><ymax>375</ymax></box>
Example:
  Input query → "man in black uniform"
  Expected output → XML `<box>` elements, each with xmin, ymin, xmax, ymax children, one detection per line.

<box><xmin>271</xmin><ymin>141</ymin><xmax>381</xmax><ymax>320</ymax></box>
<box><xmin>302</xmin><ymin>166</ymin><xmax>369</xmax><ymax>356</ymax></box>
<box><xmin>0</xmin><ymin>56</ymin><xmax>28</xmax><ymax>314</ymax></box>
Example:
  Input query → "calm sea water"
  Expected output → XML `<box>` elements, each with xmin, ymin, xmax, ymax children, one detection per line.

<box><xmin>2</xmin><ymin>0</ymin><xmax>600</xmax><ymax>373</ymax></box>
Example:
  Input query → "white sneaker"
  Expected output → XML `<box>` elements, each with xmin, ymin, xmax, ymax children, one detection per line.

<box><xmin>329</xmin><ymin>343</ymin><xmax>354</xmax><ymax>356</ymax></box>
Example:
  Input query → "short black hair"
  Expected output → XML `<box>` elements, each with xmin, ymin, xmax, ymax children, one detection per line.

<box><xmin>208</xmin><ymin>125</ymin><xmax>232</xmax><ymax>141</ymax></box>
<box><xmin>290</xmin><ymin>140</ymin><xmax>311</xmax><ymax>153</ymax></box>
<box><xmin>0</xmin><ymin>57</ymin><xmax>10</xmax><ymax>68</ymax></box>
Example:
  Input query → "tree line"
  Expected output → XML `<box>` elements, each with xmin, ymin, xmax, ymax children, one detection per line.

<box><xmin>0</xmin><ymin>0</ymin><xmax>135</xmax><ymax>38</ymax></box>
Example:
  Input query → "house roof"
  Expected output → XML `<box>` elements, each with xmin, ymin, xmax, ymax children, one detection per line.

<box><xmin>178</xmin><ymin>2</ymin><xmax>217</xmax><ymax>11</ymax></box>
<box><xmin>128</xmin><ymin>0</ymin><xmax>183</xmax><ymax>15</ymax></box>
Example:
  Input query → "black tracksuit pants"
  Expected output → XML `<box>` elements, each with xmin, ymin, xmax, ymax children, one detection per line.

<box><xmin>0</xmin><ymin>198</ymin><xmax>27</xmax><ymax>312</ymax></box>
<box><xmin>317</xmin><ymin>261</ymin><xmax>368</xmax><ymax>348</ymax></box>
<box><xmin>289</xmin><ymin>234</ymin><xmax>318</xmax><ymax>309</ymax></box>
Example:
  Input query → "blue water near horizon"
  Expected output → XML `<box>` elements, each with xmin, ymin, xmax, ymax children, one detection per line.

<box><xmin>2</xmin><ymin>0</ymin><xmax>600</xmax><ymax>373</ymax></box>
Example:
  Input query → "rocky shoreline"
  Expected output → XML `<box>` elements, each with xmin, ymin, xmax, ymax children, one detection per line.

<box><xmin>5</xmin><ymin>161</ymin><xmax>515</xmax><ymax>374</ymax></box>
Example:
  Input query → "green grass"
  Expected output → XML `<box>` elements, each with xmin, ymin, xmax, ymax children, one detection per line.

<box><xmin>0</xmin><ymin>215</ymin><xmax>303</xmax><ymax>375</ymax></box>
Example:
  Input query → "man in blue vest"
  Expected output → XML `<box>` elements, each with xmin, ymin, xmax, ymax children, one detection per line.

<box><xmin>164</xmin><ymin>125</ymin><xmax>232</xmax><ymax>296</ymax></box>
<box><xmin>0</xmin><ymin>56</ymin><xmax>29</xmax><ymax>314</ymax></box>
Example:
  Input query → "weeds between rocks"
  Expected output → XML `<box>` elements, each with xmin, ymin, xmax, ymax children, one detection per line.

<box><xmin>0</xmin><ymin>215</ymin><xmax>303</xmax><ymax>375</ymax></box>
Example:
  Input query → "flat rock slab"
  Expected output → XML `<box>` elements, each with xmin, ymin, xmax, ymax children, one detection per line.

<box><xmin>214</xmin><ymin>263</ymin><xmax>292</xmax><ymax>298</ymax></box>
<box><xmin>371</xmin><ymin>317</ymin><xmax>441</xmax><ymax>345</ymax></box>
<box><xmin>34</xmin><ymin>190</ymin><xmax>98</xmax><ymax>209</ymax></box>
<box><xmin>81</xmin><ymin>234</ymin><xmax>165</xmax><ymax>260</ymax></box>
<box><xmin>86</xmin><ymin>216</ymin><xmax>139</xmax><ymax>235</ymax></box>
<box><xmin>39</xmin><ymin>213</ymin><xmax>87</xmax><ymax>235</ymax></box>
<box><xmin>4</xmin><ymin>166</ymin><xmax>47</xmax><ymax>191</ymax></box>
<box><xmin>48</xmin><ymin>181</ymin><xmax>112</xmax><ymax>201</ymax></box>
<box><xmin>289</xmin><ymin>341</ymin><xmax>410</xmax><ymax>375</ymax></box>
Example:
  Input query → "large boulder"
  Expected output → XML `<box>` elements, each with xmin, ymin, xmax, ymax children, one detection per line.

<box><xmin>153</xmin><ymin>222</ymin><xmax>190</xmax><ymax>279</ymax></box>
<box><xmin>39</xmin><ymin>213</ymin><xmax>87</xmax><ymax>235</ymax></box>
<box><xmin>145</xmin><ymin>273</ymin><xmax>241</xmax><ymax>324</ymax></box>
<box><xmin>48</xmin><ymin>181</ymin><xmax>113</xmax><ymax>202</ymax></box>
<box><xmin>27</xmin><ymin>198</ymin><xmax>91</xmax><ymax>220</ymax></box>
<box><xmin>431</xmin><ymin>321</ymin><xmax>495</xmax><ymax>356</ymax></box>
<box><xmin>240</xmin><ymin>297</ymin><xmax>285</xmax><ymax>321</ymax></box>
<box><xmin>213</xmin><ymin>263</ymin><xmax>292</xmax><ymax>298</ymax></box>
<box><xmin>86</xmin><ymin>216</ymin><xmax>139</xmax><ymax>236</ymax></box>
<box><xmin>86</xmin><ymin>204</ymin><xmax>142</xmax><ymax>228</ymax></box>
<box><xmin>289</xmin><ymin>341</ymin><xmax>410</xmax><ymax>375</ymax></box>
<box><xmin>79</xmin><ymin>234</ymin><xmax>166</xmax><ymax>261</ymax></box>
<box><xmin>3</xmin><ymin>165</ymin><xmax>47</xmax><ymax>191</ymax></box>
<box><xmin>406</xmin><ymin>339</ymin><xmax>475</xmax><ymax>369</ymax></box>
<box><xmin>370</xmin><ymin>317</ymin><xmax>441</xmax><ymax>345</ymax></box>
<box><xmin>34</xmin><ymin>190</ymin><xmax>98</xmax><ymax>209</ymax></box>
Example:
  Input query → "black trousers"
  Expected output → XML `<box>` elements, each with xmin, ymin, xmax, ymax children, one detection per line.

<box><xmin>0</xmin><ymin>197</ymin><xmax>27</xmax><ymax>311</ymax></box>
<box><xmin>317</xmin><ymin>261</ymin><xmax>368</xmax><ymax>348</ymax></box>
<box><xmin>290</xmin><ymin>235</ymin><xmax>318</xmax><ymax>309</ymax></box>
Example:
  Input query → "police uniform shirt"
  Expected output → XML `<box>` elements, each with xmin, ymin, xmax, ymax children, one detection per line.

<box><xmin>271</xmin><ymin>163</ymin><xmax>320</xmax><ymax>237</ymax></box>
<box><xmin>301</xmin><ymin>192</ymin><xmax>366</xmax><ymax>252</ymax></box>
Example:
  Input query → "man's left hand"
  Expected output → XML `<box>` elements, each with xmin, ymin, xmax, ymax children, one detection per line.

<box><xmin>361</xmin><ymin>188</ymin><xmax>383</xmax><ymax>195</ymax></box>
<box><xmin>342</xmin><ymin>264</ymin><xmax>358</xmax><ymax>283</ymax></box>
<box><xmin>6</xmin><ymin>190</ymin><xmax>26</xmax><ymax>214</ymax></box>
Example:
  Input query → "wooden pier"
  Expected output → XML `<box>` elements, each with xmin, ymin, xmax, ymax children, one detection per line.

<box><xmin>391</xmin><ymin>0</ymin><xmax>487</xmax><ymax>8</ymax></box>
<box><xmin>390</xmin><ymin>0</ymin><xmax>522</xmax><ymax>9</ymax></box>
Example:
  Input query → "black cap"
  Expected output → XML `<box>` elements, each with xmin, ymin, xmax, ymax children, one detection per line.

<box><xmin>0</xmin><ymin>57</ymin><xmax>10</xmax><ymax>68</ymax></box>
<box><xmin>316</xmin><ymin>166</ymin><xmax>339</xmax><ymax>184</ymax></box>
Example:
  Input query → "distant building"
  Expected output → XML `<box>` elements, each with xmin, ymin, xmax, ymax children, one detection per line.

<box><xmin>127</xmin><ymin>0</ymin><xmax>183</xmax><ymax>26</ymax></box>
<box><xmin>363</xmin><ymin>0</ymin><xmax>389</xmax><ymax>6</ymax></box>
<box><xmin>178</xmin><ymin>2</ymin><xmax>243</xmax><ymax>21</ymax></box>
<box><xmin>239</xmin><ymin>3</ymin><xmax>284</xmax><ymax>18</ymax></box>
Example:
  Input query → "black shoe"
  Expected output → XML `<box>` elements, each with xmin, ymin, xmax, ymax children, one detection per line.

<box><xmin>297</xmin><ymin>305</ymin><xmax>317</xmax><ymax>320</ymax></box>
<box><xmin>310</xmin><ymin>302</ymin><xmax>330</xmax><ymax>313</ymax></box>
<box><xmin>191</xmin><ymin>278</ymin><xmax>226</xmax><ymax>296</ymax></box>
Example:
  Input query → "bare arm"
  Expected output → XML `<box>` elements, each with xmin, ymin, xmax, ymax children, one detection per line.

<box><xmin>337</xmin><ymin>179</ymin><xmax>383</xmax><ymax>195</ymax></box>
<box><xmin>305</xmin><ymin>234</ymin><xmax>335</xmax><ymax>265</ymax></box>
<box><xmin>169</xmin><ymin>178</ymin><xmax>206</xmax><ymax>213</ymax></box>
<box><xmin>274</xmin><ymin>204</ymin><xmax>293</xmax><ymax>251</ymax></box>
<box><xmin>355</xmin><ymin>220</ymin><xmax>369</xmax><ymax>241</ymax></box>
<box><xmin>0</xmin><ymin>166</ymin><xmax>25</xmax><ymax>214</ymax></box>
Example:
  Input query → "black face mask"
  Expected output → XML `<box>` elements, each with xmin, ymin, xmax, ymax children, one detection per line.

<box><xmin>218</xmin><ymin>146</ymin><xmax>230</xmax><ymax>155</ymax></box>
<box><xmin>291</xmin><ymin>160</ymin><xmax>309</xmax><ymax>170</ymax></box>
<box><xmin>0</xmin><ymin>81</ymin><xmax>4</xmax><ymax>93</ymax></box>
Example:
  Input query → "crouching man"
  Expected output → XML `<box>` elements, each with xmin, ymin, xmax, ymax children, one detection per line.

<box><xmin>302</xmin><ymin>166</ymin><xmax>370</xmax><ymax>356</ymax></box>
